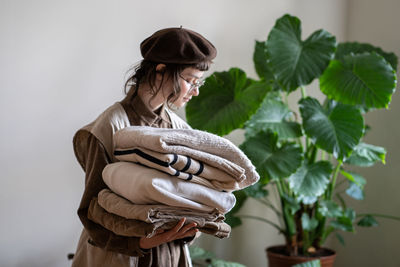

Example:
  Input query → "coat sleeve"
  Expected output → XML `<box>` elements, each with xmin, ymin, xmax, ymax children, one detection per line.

<box><xmin>75</xmin><ymin>133</ymin><xmax>150</xmax><ymax>257</ymax></box>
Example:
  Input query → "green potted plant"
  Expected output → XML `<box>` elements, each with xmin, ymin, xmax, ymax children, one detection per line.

<box><xmin>185</xmin><ymin>14</ymin><xmax>400</xmax><ymax>266</ymax></box>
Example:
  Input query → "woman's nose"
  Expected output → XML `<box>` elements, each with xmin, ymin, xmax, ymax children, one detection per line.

<box><xmin>191</xmin><ymin>87</ymin><xmax>200</xmax><ymax>96</ymax></box>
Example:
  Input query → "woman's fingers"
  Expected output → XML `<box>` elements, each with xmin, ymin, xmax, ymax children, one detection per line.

<box><xmin>171</xmin><ymin>217</ymin><xmax>186</xmax><ymax>233</ymax></box>
<box><xmin>139</xmin><ymin>218</ymin><xmax>199</xmax><ymax>249</ymax></box>
<box><xmin>164</xmin><ymin>218</ymin><xmax>197</xmax><ymax>240</ymax></box>
<box><xmin>179</xmin><ymin>221</ymin><xmax>197</xmax><ymax>235</ymax></box>
<box><xmin>177</xmin><ymin>227</ymin><xmax>199</xmax><ymax>240</ymax></box>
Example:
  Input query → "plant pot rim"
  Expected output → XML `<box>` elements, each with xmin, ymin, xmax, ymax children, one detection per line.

<box><xmin>266</xmin><ymin>245</ymin><xmax>336</xmax><ymax>260</ymax></box>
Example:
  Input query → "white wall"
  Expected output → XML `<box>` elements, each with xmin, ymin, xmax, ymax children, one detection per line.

<box><xmin>6</xmin><ymin>0</ymin><xmax>394</xmax><ymax>266</ymax></box>
<box><xmin>327</xmin><ymin>0</ymin><xmax>400</xmax><ymax>266</ymax></box>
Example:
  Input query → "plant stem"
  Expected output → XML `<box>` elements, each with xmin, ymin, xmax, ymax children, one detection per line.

<box><xmin>281</xmin><ymin>179</ymin><xmax>291</xmax><ymax>195</ymax></box>
<box><xmin>303</xmin><ymin>230</ymin><xmax>310</xmax><ymax>255</ymax></box>
<box><xmin>328</xmin><ymin>161</ymin><xmax>343</xmax><ymax>200</ymax></box>
<box><xmin>275</xmin><ymin>179</ymin><xmax>295</xmax><ymax>241</ymax></box>
<box><xmin>308</xmin><ymin>145</ymin><xmax>318</xmax><ymax>163</ymax></box>
<box><xmin>300</xmin><ymin>86</ymin><xmax>310</xmax><ymax>152</ymax></box>
<box><xmin>237</xmin><ymin>215</ymin><xmax>284</xmax><ymax>233</ymax></box>
<box><xmin>357</xmin><ymin>213</ymin><xmax>400</xmax><ymax>221</ymax></box>
<box><xmin>275</xmin><ymin>179</ymin><xmax>285</xmax><ymax>197</ymax></box>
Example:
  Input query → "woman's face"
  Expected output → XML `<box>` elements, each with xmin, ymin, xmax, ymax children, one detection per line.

<box><xmin>173</xmin><ymin>67</ymin><xmax>205</xmax><ymax>108</ymax></box>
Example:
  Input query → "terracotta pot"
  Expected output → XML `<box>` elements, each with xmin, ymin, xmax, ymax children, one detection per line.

<box><xmin>266</xmin><ymin>245</ymin><xmax>336</xmax><ymax>267</ymax></box>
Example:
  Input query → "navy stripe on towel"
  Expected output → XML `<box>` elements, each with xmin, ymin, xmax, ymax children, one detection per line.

<box><xmin>180</xmin><ymin>156</ymin><xmax>191</xmax><ymax>172</ymax></box>
<box><xmin>194</xmin><ymin>162</ymin><xmax>204</xmax><ymax>176</ymax></box>
<box><xmin>114</xmin><ymin>149</ymin><xmax>169</xmax><ymax>167</ymax></box>
<box><xmin>170</xmin><ymin>153</ymin><xmax>178</xmax><ymax>166</ymax></box>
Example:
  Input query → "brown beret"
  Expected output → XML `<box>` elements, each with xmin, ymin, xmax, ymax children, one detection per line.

<box><xmin>140</xmin><ymin>27</ymin><xmax>217</xmax><ymax>64</ymax></box>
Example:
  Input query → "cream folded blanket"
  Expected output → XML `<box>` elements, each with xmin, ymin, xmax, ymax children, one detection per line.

<box><xmin>102</xmin><ymin>162</ymin><xmax>236</xmax><ymax>214</ymax></box>
<box><xmin>98</xmin><ymin>189</ymin><xmax>225</xmax><ymax>224</ymax></box>
<box><xmin>113</xmin><ymin>126</ymin><xmax>259</xmax><ymax>189</ymax></box>
<box><xmin>114</xmin><ymin>147</ymin><xmax>240</xmax><ymax>192</ymax></box>
<box><xmin>88</xmin><ymin>197</ymin><xmax>231</xmax><ymax>238</ymax></box>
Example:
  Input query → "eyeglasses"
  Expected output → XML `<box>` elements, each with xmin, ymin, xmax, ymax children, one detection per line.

<box><xmin>179</xmin><ymin>74</ymin><xmax>205</xmax><ymax>93</ymax></box>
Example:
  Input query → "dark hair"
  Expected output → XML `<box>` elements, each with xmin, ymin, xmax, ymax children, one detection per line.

<box><xmin>124</xmin><ymin>60</ymin><xmax>211</xmax><ymax>109</ymax></box>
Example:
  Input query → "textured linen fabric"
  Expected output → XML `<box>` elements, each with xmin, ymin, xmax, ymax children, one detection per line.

<box><xmin>98</xmin><ymin>189</ymin><xmax>224</xmax><ymax>224</ymax></box>
<box><xmin>102</xmin><ymin>161</ymin><xmax>236</xmax><ymax>214</ymax></box>
<box><xmin>89</xmin><ymin>197</ymin><xmax>231</xmax><ymax>239</ymax></box>
<box><xmin>113</xmin><ymin>126</ymin><xmax>260</xmax><ymax>189</ymax></box>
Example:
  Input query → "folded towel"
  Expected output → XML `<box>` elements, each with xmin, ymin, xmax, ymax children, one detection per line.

<box><xmin>88</xmin><ymin>197</ymin><xmax>231</xmax><ymax>238</ymax></box>
<box><xmin>113</xmin><ymin>126</ymin><xmax>260</xmax><ymax>189</ymax></box>
<box><xmin>115</xmin><ymin>147</ymin><xmax>240</xmax><ymax>192</ymax></box>
<box><xmin>103</xmin><ymin>162</ymin><xmax>236</xmax><ymax>214</ymax></box>
<box><xmin>98</xmin><ymin>189</ymin><xmax>225</xmax><ymax>224</ymax></box>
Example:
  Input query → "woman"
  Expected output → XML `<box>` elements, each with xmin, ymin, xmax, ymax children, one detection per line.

<box><xmin>71</xmin><ymin>27</ymin><xmax>217</xmax><ymax>267</ymax></box>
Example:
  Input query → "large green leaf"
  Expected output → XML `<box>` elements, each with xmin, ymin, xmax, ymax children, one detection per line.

<box><xmin>299</xmin><ymin>97</ymin><xmax>364</xmax><ymax>160</ymax></box>
<box><xmin>244</xmin><ymin>96</ymin><xmax>302</xmax><ymax>139</ymax></box>
<box><xmin>266</xmin><ymin>14</ymin><xmax>336</xmax><ymax>92</ymax></box>
<box><xmin>318</xmin><ymin>200</ymin><xmax>343</xmax><ymax>218</ymax></box>
<box><xmin>253</xmin><ymin>40</ymin><xmax>282</xmax><ymax>92</ymax></box>
<box><xmin>240</xmin><ymin>131</ymin><xmax>303</xmax><ymax>183</ymax></box>
<box><xmin>244</xmin><ymin>182</ymin><xmax>269</xmax><ymax>198</ymax></box>
<box><xmin>186</xmin><ymin>68</ymin><xmax>270</xmax><ymax>135</ymax></box>
<box><xmin>345</xmin><ymin>143</ymin><xmax>386</xmax><ymax>167</ymax></box>
<box><xmin>335</xmin><ymin>42</ymin><xmax>398</xmax><ymax>71</ymax></box>
<box><xmin>320</xmin><ymin>52</ymin><xmax>397</xmax><ymax>109</ymax></box>
<box><xmin>357</xmin><ymin>215</ymin><xmax>379</xmax><ymax>227</ymax></box>
<box><xmin>254</xmin><ymin>40</ymin><xmax>275</xmax><ymax>82</ymax></box>
<box><xmin>288</xmin><ymin>161</ymin><xmax>332</xmax><ymax>204</ymax></box>
<box><xmin>330</xmin><ymin>208</ymin><xmax>356</xmax><ymax>232</ymax></box>
<box><xmin>340</xmin><ymin>170</ymin><xmax>366</xmax><ymax>188</ymax></box>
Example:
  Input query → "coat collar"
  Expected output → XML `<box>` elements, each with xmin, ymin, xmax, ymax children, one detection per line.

<box><xmin>121</xmin><ymin>88</ymin><xmax>171</xmax><ymax>127</ymax></box>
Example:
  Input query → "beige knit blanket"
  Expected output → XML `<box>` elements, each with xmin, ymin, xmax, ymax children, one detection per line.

<box><xmin>113</xmin><ymin>126</ymin><xmax>259</xmax><ymax>189</ymax></box>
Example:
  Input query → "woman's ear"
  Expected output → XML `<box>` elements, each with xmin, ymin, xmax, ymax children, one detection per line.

<box><xmin>156</xmin><ymin>64</ymin><xmax>166</xmax><ymax>73</ymax></box>
<box><xmin>155</xmin><ymin>64</ymin><xmax>166</xmax><ymax>82</ymax></box>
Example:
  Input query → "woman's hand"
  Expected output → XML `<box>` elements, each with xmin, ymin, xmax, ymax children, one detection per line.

<box><xmin>139</xmin><ymin>218</ymin><xmax>198</xmax><ymax>249</ymax></box>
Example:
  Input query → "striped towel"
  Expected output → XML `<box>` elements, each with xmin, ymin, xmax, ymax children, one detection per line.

<box><xmin>113</xmin><ymin>126</ymin><xmax>260</xmax><ymax>189</ymax></box>
<box><xmin>114</xmin><ymin>147</ymin><xmax>240</xmax><ymax>192</ymax></box>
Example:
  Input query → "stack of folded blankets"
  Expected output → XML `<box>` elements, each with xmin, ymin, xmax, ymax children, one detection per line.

<box><xmin>88</xmin><ymin>126</ymin><xmax>259</xmax><ymax>239</ymax></box>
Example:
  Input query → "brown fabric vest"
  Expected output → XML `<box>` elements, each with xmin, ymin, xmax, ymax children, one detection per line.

<box><xmin>72</xmin><ymin>102</ymin><xmax>192</xmax><ymax>267</ymax></box>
